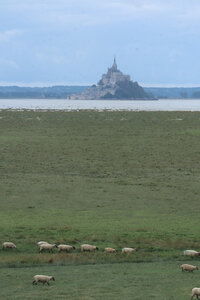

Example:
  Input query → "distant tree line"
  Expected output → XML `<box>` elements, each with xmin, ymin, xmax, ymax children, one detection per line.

<box><xmin>0</xmin><ymin>85</ymin><xmax>200</xmax><ymax>99</ymax></box>
<box><xmin>0</xmin><ymin>86</ymin><xmax>88</xmax><ymax>99</ymax></box>
<box><xmin>144</xmin><ymin>87</ymin><xmax>200</xmax><ymax>99</ymax></box>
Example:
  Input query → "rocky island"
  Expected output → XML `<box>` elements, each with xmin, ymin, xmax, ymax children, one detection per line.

<box><xmin>69</xmin><ymin>58</ymin><xmax>154</xmax><ymax>100</ymax></box>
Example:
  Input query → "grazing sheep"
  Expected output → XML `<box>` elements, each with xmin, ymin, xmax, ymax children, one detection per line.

<box><xmin>2</xmin><ymin>242</ymin><xmax>16</xmax><ymax>250</ymax></box>
<box><xmin>181</xmin><ymin>264</ymin><xmax>199</xmax><ymax>272</ymax></box>
<box><xmin>37</xmin><ymin>241</ymin><xmax>48</xmax><ymax>246</ymax></box>
<box><xmin>81</xmin><ymin>244</ymin><xmax>99</xmax><ymax>252</ymax></box>
<box><xmin>57</xmin><ymin>244</ymin><xmax>76</xmax><ymax>253</ymax></box>
<box><xmin>122</xmin><ymin>247</ymin><xmax>137</xmax><ymax>253</ymax></box>
<box><xmin>184</xmin><ymin>250</ymin><xmax>200</xmax><ymax>257</ymax></box>
<box><xmin>32</xmin><ymin>275</ymin><xmax>55</xmax><ymax>285</ymax></box>
<box><xmin>38</xmin><ymin>243</ymin><xmax>57</xmax><ymax>253</ymax></box>
<box><xmin>105</xmin><ymin>247</ymin><xmax>117</xmax><ymax>253</ymax></box>
<box><xmin>191</xmin><ymin>287</ymin><xmax>200</xmax><ymax>299</ymax></box>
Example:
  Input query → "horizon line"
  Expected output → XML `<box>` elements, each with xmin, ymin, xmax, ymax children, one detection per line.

<box><xmin>1</xmin><ymin>82</ymin><xmax>200</xmax><ymax>88</ymax></box>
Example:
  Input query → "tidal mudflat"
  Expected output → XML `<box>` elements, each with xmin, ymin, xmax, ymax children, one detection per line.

<box><xmin>0</xmin><ymin>98</ymin><xmax>200</xmax><ymax>111</ymax></box>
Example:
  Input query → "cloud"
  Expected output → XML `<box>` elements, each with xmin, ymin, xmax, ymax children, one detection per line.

<box><xmin>0</xmin><ymin>58</ymin><xmax>19</xmax><ymax>69</ymax></box>
<box><xmin>36</xmin><ymin>51</ymin><xmax>69</xmax><ymax>65</ymax></box>
<box><xmin>39</xmin><ymin>1</ymin><xmax>172</xmax><ymax>26</ymax></box>
<box><xmin>0</xmin><ymin>0</ymin><xmax>174</xmax><ymax>28</ymax></box>
<box><xmin>104</xmin><ymin>0</ymin><xmax>171</xmax><ymax>16</ymax></box>
<box><xmin>1</xmin><ymin>0</ymin><xmax>200</xmax><ymax>32</ymax></box>
<box><xmin>175</xmin><ymin>3</ymin><xmax>200</xmax><ymax>25</ymax></box>
<box><xmin>0</xmin><ymin>29</ymin><xmax>23</xmax><ymax>42</ymax></box>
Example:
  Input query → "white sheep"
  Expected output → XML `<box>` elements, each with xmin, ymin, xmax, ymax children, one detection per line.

<box><xmin>122</xmin><ymin>247</ymin><xmax>137</xmax><ymax>253</ymax></box>
<box><xmin>191</xmin><ymin>287</ymin><xmax>200</xmax><ymax>299</ymax></box>
<box><xmin>37</xmin><ymin>241</ymin><xmax>48</xmax><ymax>246</ymax></box>
<box><xmin>181</xmin><ymin>264</ymin><xmax>199</xmax><ymax>272</ymax></box>
<box><xmin>105</xmin><ymin>247</ymin><xmax>117</xmax><ymax>253</ymax></box>
<box><xmin>38</xmin><ymin>243</ymin><xmax>57</xmax><ymax>253</ymax></box>
<box><xmin>184</xmin><ymin>250</ymin><xmax>200</xmax><ymax>257</ymax></box>
<box><xmin>81</xmin><ymin>244</ymin><xmax>99</xmax><ymax>252</ymax></box>
<box><xmin>32</xmin><ymin>275</ymin><xmax>55</xmax><ymax>285</ymax></box>
<box><xmin>57</xmin><ymin>244</ymin><xmax>76</xmax><ymax>253</ymax></box>
<box><xmin>2</xmin><ymin>242</ymin><xmax>16</xmax><ymax>250</ymax></box>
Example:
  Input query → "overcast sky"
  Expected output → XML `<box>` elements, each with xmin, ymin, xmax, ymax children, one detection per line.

<box><xmin>1</xmin><ymin>0</ymin><xmax>200</xmax><ymax>86</ymax></box>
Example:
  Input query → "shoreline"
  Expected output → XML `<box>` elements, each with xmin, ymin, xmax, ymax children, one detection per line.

<box><xmin>0</xmin><ymin>98</ymin><xmax>200</xmax><ymax>111</ymax></box>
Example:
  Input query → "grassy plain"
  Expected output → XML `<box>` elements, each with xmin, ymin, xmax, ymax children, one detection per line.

<box><xmin>0</xmin><ymin>110</ymin><xmax>200</xmax><ymax>298</ymax></box>
<box><xmin>1</xmin><ymin>261</ymin><xmax>198</xmax><ymax>299</ymax></box>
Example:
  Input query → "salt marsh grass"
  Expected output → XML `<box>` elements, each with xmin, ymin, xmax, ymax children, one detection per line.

<box><xmin>0</xmin><ymin>110</ymin><xmax>200</xmax><ymax>298</ymax></box>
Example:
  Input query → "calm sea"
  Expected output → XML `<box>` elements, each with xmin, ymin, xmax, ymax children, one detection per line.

<box><xmin>0</xmin><ymin>99</ymin><xmax>200</xmax><ymax>111</ymax></box>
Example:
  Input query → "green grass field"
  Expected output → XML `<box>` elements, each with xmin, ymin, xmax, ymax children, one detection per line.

<box><xmin>1</xmin><ymin>261</ymin><xmax>198</xmax><ymax>299</ymax></box>
<box><xmin>0</xmin><ymin>110</ymin><xmax>200</xmax><ymax>298</ymax></box>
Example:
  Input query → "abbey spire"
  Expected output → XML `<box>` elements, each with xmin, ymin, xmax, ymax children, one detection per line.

<box><xmin>112</xmin><ymin>57</ymin><xmax>117</xmax><ymax>70</ymax></box>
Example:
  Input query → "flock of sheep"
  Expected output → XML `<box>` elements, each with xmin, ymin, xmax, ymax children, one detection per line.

<box><xmin>2</xmin><ymin>241</ymin><xmax>137</xmax><ymax>287</ymax></box>
<box><xmin>2</xmin><ymin>241</ymin><xmax>200</xmax><ymax>298</ymax></box>
<box><xmin>182</xmin><ymin>249</ymin><xmax>200</xmax><ymax>299</ymax></box>
<box><xmin>2</xmin><ymin>241</ymin><xmax>137</xmax><ymax>253</ymax></box>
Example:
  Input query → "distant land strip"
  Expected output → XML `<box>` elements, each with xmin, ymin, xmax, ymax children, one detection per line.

<box><xmin>1</xmin><ymin>85</ymin><xmax>200</xmax><ymax>99</ymax></box>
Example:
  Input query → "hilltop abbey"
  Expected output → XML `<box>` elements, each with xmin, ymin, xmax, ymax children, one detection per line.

<box><xmin>99</xmin><ymin>57</ymin><xmax>130</xmax><ymax>86</ymax></box>
<box><xmin>69</xmin><ymin>58</ymin><xmax>152</xmax><ymax>100</ymax></box>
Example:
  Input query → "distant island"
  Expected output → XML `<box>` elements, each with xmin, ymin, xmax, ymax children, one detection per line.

<box><xmin>69</xmin><ymin>58</ymin><xmax>153</xmax><ymax>100</ymax></box>
<box><xmin>1</xmin><ymin>61</ymin><xmax>200</xmax><ymax>99</ymax></box>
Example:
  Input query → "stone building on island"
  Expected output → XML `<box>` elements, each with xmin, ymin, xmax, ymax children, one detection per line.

<box><xmin>99</xmin><ymin>57</ymin><xmax>130</xmax><ymax>86</ymax></box>
<box><xmin>69</xmin><ymin>58</ymin><xmax>153</xmax><ymax>100</ymax></box>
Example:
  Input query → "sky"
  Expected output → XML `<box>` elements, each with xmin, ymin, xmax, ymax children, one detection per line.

<box><xmin>0</xmin><ymin>0</ymin><xmax>200</xmax><ymax>87</ymax></box>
